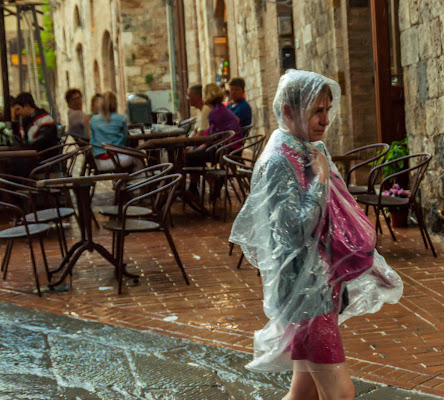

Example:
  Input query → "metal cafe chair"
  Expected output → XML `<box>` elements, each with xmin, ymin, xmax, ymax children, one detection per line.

<box><xmin>0</xmin><ymin>187</ymin><xmax>52</xmax><ymax>296</ymax></box>
<box><xmin>182</xmin><ymin>130</ymin><xmax>236</xmax><ymax>205</ymax></box>
<box><xmin>205</xmin><ymin>134</ymin><xmax>265</xmax><ymax>220</ymax></box>
<box><xmin>356</xmin><ymin>153</ymin><xmax>437</xmax><ymax>257</ymax></box>
<box><xmin>102</xmin><ymin>174</ymin><xmax>189</xmax><ymax>294</ymax></box>
<box><xmin>223</xmin><ymin>154</ymin><xmax>256</xmax><ymax>270</ymax></box>
<box><xmin>99</xmin><ymin>163</ymin><xmax>174</xmax><ymax>257</ymax></box>
<box><xmin>342</xmin><ymin>143</ymin><xmax>390</xmax><ymax>195</ymax></box>
<box><xmin>178</xmin><ymin>116</ymin><xmax>197</xmax><ymax>136</ymax></box>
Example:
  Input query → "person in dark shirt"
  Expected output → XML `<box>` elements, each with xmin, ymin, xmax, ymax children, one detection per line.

<box><xmin>227</xmin><ymin>77</ymin><xmax>252</xmax><ymax>128</ymax></box>
<box><xmin>10</xmin><ymin>92</ymin><xmax>59</xmax><ymax>176</ymax></box>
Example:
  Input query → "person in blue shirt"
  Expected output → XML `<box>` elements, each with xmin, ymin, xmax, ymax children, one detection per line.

<box><xmin>227</xmin><ymin>77</ymin><xmax>252</xmax><ymax>128</ymax></box>
<box><xmin>89</xmin><ymin>91</ymin><xmax>142</xmax><ymax>172</ymax></box>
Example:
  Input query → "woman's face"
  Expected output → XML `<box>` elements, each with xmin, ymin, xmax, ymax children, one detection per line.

<box><xmin>307</xmin><ymin>94</ymin><xmax>331</xmax><ymax>142</ymax></box>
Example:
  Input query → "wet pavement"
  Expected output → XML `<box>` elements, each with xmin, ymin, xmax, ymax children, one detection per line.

<box><xmin>0</xmin><ymin>181</ymin><xmax>444</xmax><ymax>398</ymax></box>
<box><xmin>0</xmin><ymin>302</ymin><xmax>441</xmax><ymax>400</ymax></box>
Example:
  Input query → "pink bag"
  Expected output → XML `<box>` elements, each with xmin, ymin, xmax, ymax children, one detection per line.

<box><xmin>319</xmin><ymin>172</ymin><xmax>376</xmax><ymax>282</ymax></box>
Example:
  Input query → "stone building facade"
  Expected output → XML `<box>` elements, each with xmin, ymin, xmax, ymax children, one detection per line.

<box><xmin>47</xmin><ymin>0</ymin><xmax>443</xmax><ymax>232</ymax></box>
<box><xmin>398</xmin><ymin>0</ymin><xmax>444</xmax><ymax>231</ymax></box>
<box><xmin>186</xmin><ymin>0</ymin><xmax>443</xmax><ymax>233</ymax></box>
<box><xmin>50</xmin><ymin>0</ymin><xmax>172</xmax><ymax>121</ymax></box>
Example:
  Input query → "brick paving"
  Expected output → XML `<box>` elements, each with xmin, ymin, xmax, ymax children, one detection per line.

<box><xmin>0</xmin><ymin>185</ymin><xmax>443</xmax><ymax>398</ymax></box>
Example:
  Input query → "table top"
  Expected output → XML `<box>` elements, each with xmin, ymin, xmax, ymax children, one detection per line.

<box><xmin>36</xmin><ymin>173</ymin><xmax>129</xmax><ymax>187</ymax></box>
<box><xmin>137</xmin><ymin>135</ymin><xmax>213</xmax><ymax>150</ymax></box>
<box><xmin>129</xmin><ymin>124</ymin><xmax>186</xmax><ymax>140</ymax></box>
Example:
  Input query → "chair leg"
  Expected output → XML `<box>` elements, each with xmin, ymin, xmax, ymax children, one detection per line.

<box><xmin>228</xmin><ymin>242</ymin><xmax>234</xmax><ymax>256</ymax></box>
<box><xmin>116</xmin><ymin>230</ymin><xmax>126</xmax><ymax>294</ymax></box>
<box><xmin>2</xmin><ymin>240</ymin><xmax>14</xmax><ymax>279</ymax></box>
<box><xmin>27</xmin><ymin>237</ymin><xmax>41</xmax><ymax>297</ymax></box>
<box><xmin>162</xmin><ymin>228</ymin><xmax>190</xmax><ymax>285</ymax></box>
<box><xmin>414</xmin><ymin>205</ymin><xmax>437</xmax><ymax>257</ymax></box>
<box><xmin>54</xmin><ymin>220</ymin><xmax>67</xmax><ymax>258</ymax></box>
<box><xmin>38</xmin><ymin>236</ymin><xmax>51</xmax><ymax>282</ymax></box>
<box><xmin>373</xmin><ymin>206</ymin><xmax>383</xmax><ymax>234</ymax></box>
<box><xmin>1</xmin><ymin>239</ymin><xmax>13</xmax><ymax>273</ymax></box>
<box><xmin>236</xmin><ymin>252</ymin><xmax>244</xmax><ymax>269</ymax></box>
<box><xmin>382</xmin><ymin>208</ymin><xmax>397</xmax><ymax>241</ymax></box>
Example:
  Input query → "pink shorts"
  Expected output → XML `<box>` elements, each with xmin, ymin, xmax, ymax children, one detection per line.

<box><xmin>290</xmin><ymin>311</ymin><xmax>345</xmax><ymax>364</ymax></box>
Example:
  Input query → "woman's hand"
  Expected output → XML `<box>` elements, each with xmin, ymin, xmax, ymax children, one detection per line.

<box><xmin>310</xmin><ymin>149</ymin><xmax>329</xmax><ymax>184</ymax></box>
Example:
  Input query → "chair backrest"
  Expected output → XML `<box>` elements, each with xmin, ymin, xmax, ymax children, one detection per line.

<box><xmin>114</xmin><ymin>162</ymin><xmax>174</xmax><ymax>204</ymax></box>
<box><xmin>240</xmin><ymin>124</ymin><xmax>253</xmax><ymax>138</ymax></box>
<box><xmin>223</xmin><ymin>154</ymin><xmax>253</xmax><ymax>204</ymax></box>
<box><xmin>0</xmin><ymin>184</ymin><xmax>36</xmax><ymax>228</ymax></box>
<box><xmin>224</xmin><ymin>134</ymin><xmax>266</xmax><ymax>168</ymax></box>
<box><xmin>103</xmin><ymin>143</ymin><xmax>151</xmax><ymax>171</ymax></box>
<box><xmin>343</xmin><ymin>143</ymin><xmax>390</xmax><ymax>187</ymax></box>
<box><xmin>127</xmin><ymin>94</ymin><xmax>153</xmax><ymax>126</ymax></box>
<box><xmin>123</xmin><ymin>174</ymin><xmax>182</xmax><ymax>225</ymax></box>
<box><xmin>178</xmin><ymin>116</ymin><xmax>197</xmax><ymax>134</ymax></box>
<box><xmin>30</xmin><ymin>145</ymin><xmax>87</xmax><ymax>180</ymax></box>
<box><xmin>368</xmin><ymin>153</ymin><xmax>432</xmax><ymax>201</ymax></box>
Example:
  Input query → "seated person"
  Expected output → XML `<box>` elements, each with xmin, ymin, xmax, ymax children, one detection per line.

<box><xmin>84</xmin><ymin>93</ymin><xmax>102</xmax><ymax>140</ymax></box>
<box><xmin>227</xmin><ymin>77</ymin><xmax>252</xmax><ymax>128</ymax></box>
<box><xmin>65</xmin><ymin>88</ymin><xmax>86</xmax><ymax>139</ymax></box>
<box><xmin>187</xmin><ymin>84</ymin><xmax>211</xmax><ymax>137</ymax></box>
<box><xmin>9</xmin><ymin>92</ymin><xmax>59</xmax><ymax>176</ymax></box>
<box><xmin>185</xmin><ymin>83</ymin><xmax>241</xmax><ymax>195</ymax></box>
<box><xmin>89</xmin><ymin>91</ymin><xmax>143</xmax><ymax>172</ymax></box>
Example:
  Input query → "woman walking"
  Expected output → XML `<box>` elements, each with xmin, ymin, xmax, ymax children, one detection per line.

<box><xmin>230</xmin><ymin>70</ymin><xmax>403</xmax><ymax>400</ymax></box>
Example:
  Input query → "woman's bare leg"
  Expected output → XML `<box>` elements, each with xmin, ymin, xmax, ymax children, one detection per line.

<box><xmin>309</xmin><ymin>363</ymin><xmax>355</xmax><ymax>400</ymax></box>
<box><xmin>283</xmin><ymin>365</ymin><xmax>319</xmax><ymax>400</ymax></box>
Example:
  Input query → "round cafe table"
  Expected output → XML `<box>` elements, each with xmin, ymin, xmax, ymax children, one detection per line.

<box><xmin>36</xmin><ymin>173</ymin><xmax>138</xmax><ymax>290</ymax></box>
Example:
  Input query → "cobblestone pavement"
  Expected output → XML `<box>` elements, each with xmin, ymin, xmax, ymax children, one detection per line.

<box><xmin>0</xmin><ymin>302</ymin><xmax>441</xmax><ymax>400</ymax></box>
<box><xmin>0</xmin><ymin>185</ymin><xmax>443</xmax><ymax>398</ymax></box>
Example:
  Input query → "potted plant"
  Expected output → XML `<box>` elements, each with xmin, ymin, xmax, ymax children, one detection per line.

<box><xmin>377</xmin><ymin>137</ymin><xmax>410</xmax><ymax>227</ymax></box>
<box><xmin>382</xmin><ymin>183</ymin><xmax>410</xmax><ymax>227</ymax></box>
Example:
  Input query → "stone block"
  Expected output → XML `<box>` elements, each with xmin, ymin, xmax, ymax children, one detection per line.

<box><xmin>430</xmin><ymin>17</ymin><xmax>443</xmax><ymax>57</ymax></box>
<box><xmin>409</xmin><ymin>0</ymin><xmax>420</xmax><ymax>25</ymax></box>
<box><xmin>418</xmin><ymin>61</ymin><xmax>429</xmax><ymax>101</ymax></box>
<box><xmin>418</xmin><ymin>23</ymin><xmax>433</xmax><ymax>60</ymax></box>
<box><xmin>398</xmin><ymin>0</ymin><xmax>411</xmax><ymax>31</ymax></box>
<box><xmin>400</xmin><ymin>27</ymin><xmax>419</xmax><ymax>66</ymax></box>
<box><xmin>125</xmin><ymin>65</ymin><xmax>142</xmax><ymax>77</ymax></box>
<box><xmin>426</xmin><ymin>58</ymin><xmax>439</xmax><ymax>98</ymax></box>
<box><xmin>425</xmin><ymin>98</ymin><xmax>438</xmax><ymax>136</ymax></box>
<box><xmin>303</xmin><ymin>24</ymin><xmax>312</xmax><ymax>45</ymax></box>
<box><xmin>437</xmin><ymin>96</ymin><xmax>444</xmax><ymax>134</ymax></box>
<box><xmin>437</xmin><ymin>55</ymin><xmax>444</xmax><ymax>97</ymax></box>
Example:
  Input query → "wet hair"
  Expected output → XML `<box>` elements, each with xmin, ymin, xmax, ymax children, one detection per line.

<box><xmin>203</xmin><ymin>83</ymin><xmax>224</xmax><ymax>106</ymax></box>
<box><xmin>189</xmin><ymin>84</ymin><xmax>202</xmax><ymax>98</ymax></box>
<box><xmin>15</xmin><ymin>92</ymin><xmax>36</xmax><ymax>109</ymax></box>
<box><xmin>65</xmin><ymin>88</ymin><xmax>82</xmax><ymax>103</ymax></box>
<box><xmin>101</xmin><ymin>91</ymin><xmax>117</xmax><ymax>121</ymax></box>
<box><xmin>229</xmin><ymin>77</ymin><xmax>245</xmax><ymax>91</ymax></box>
<box><xmin>90</xmin><ymin>93</ymin><xmax>102</xmax><ymax>111</ymax></box>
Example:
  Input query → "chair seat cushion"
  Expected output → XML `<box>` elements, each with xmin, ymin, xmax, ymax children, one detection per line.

<box><xmin>348</xmin><ymin>185</ymin><xmax>368</xmax><ymax>195</ymax></box>
<box><xmin>99</xmin><ymin>205</ymin><xmax>153</xmax><ymax>217</ymax></box>
<box><xmin>102</xmin><ymin>219</ymin><xmax>160</xmax><ymax>232</ymax></box>
<box><xmin>0</xmin><ymin>223</ymin><xmax>51</xmax><ymax>239</ymax></box>
<box><xmin>25</xmin><ymin>208</ymin><xmax>75</xmax><ymax>222</ymax></box>
<box><xmin>356</xmin><ymin>194</ymin><xmax>409</xmax><ymax>207</ymax></box>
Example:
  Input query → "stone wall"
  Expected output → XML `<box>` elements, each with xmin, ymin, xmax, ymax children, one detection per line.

<box><xmin>120</xmin><ymin>0</ymin><xmax>171</xmax><ymax>94</ymax></box>
<box><xmin>292</xmin><ymin>0</ymin><xmax>350</xmax><ymax>153</ymax></box>
<box><xmin>399</xmin><ymin>0</ymin><xmax>444</xmax><ymax>232</ymax></box>
<box><xmin>50</xmin><ymin>0</ymin><xmax>125</xmax><ymax>120</ymax></box>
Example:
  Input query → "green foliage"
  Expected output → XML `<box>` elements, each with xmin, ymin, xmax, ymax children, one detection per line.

<box><xmin>376</xmin><ymin>137</ymin><xmax>409</xmax><ymax>179</ymax></box>
<box><xmin>145</xmin><ymin>74</ymin><xmax>154</xmax><ymax>84</ymax></box>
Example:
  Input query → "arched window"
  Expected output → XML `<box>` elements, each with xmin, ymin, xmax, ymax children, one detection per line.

<box><xmin>90</xmin><ymin>0</ymin><xmax>95</xmax><ymax>32</ymax></box>
<box><xmin>76</xmin><ymin>43</ymin><xmax>86</xmax><ymax>107</ymax></box>
<box><xmin>94</xmin><ymin>60</ymin><xmax>101</xmax><ymax>93</ymax></box>
<box><xmin>74</xmin><ymin>5</ymin><xmax>82</xmax><ymax>30</ymax></box>
<box><xmin>102</xmin><ymin>30</ymin><xmax>117</xmax><ymax>92</ymax></box>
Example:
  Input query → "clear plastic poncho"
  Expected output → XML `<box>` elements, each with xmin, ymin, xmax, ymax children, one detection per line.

<box><xmin>229</xmin><ymin>70</ymin><xmax>403</xmax><ymax>373</ymax></box>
